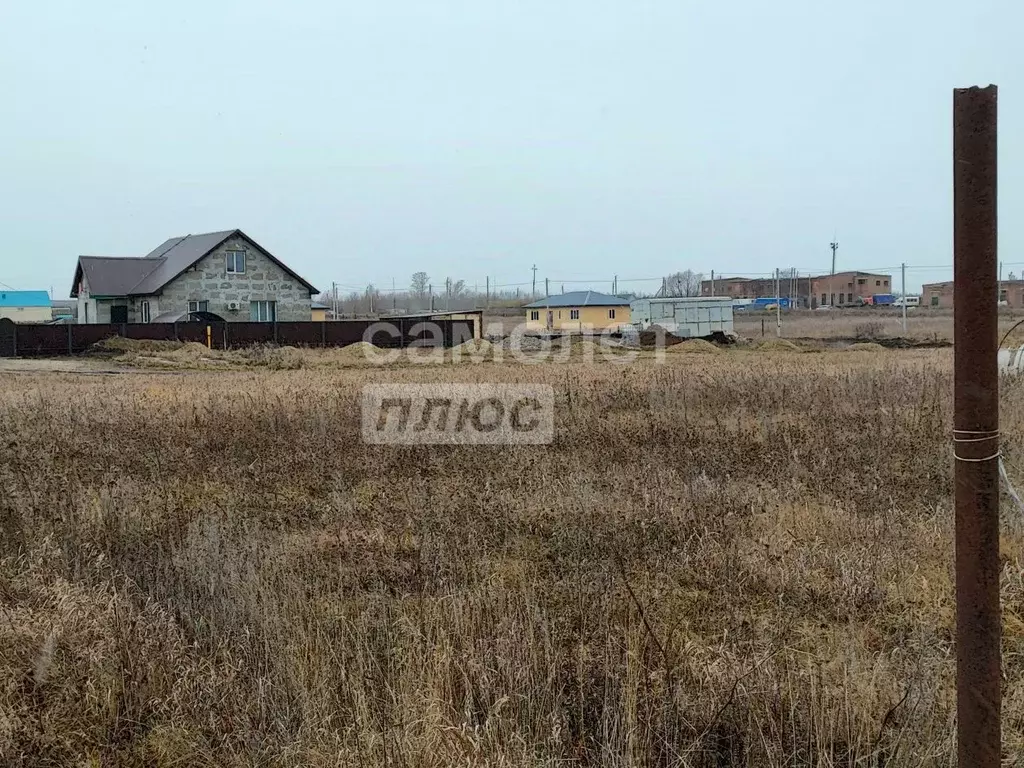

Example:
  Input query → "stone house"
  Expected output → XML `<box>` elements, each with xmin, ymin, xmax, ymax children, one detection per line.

<box><xmin>70</xmin><ymin>229</ymin><xmax>317</xmax><ymax>323</ymax></box>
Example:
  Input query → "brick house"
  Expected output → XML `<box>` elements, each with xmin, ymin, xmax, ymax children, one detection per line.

<box><xmin>71</xmin><ymin>229</ymin><xmax>317</xmax><ymax>323</ymax></box>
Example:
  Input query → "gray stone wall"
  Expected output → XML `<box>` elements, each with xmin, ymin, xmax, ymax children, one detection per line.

<box><xmin>156</xmin><ymin>236</ymin><xmax>313</xmax><ymax>321</ymax></box>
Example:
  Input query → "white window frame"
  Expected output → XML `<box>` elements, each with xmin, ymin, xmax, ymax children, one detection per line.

<box><xmin>570</xmin><ymin>309</ymin><xmax>579</xmax><ymax>320</ymax></box>
<box><xmin>225</xmin><ymin>250</ymin><xmax>246</xmax><ymax>274</ymax></box>
<box><xmin>529</xmin><ymin>310</ymin><xmax>539</xmax><ymax>321</ymax></box>
<box><xmin>187</xmin><ymin>300</ymin><xmax>208</xmax><ymax>314</ymax></box>
<box><xmin>250</xmin><ymin>300</ymin><xmax>276</xmax><ymax>322</ymax></box>
<box><xmin>141</xmin><ymin>300</ymin><xmax>150</xmax><ymax>323</ymax></box>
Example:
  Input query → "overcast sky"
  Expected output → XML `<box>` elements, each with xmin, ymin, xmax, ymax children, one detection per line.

<box><xmin>0</xmin><ymin>0</ymin><xmax>1019</xmax><ymax>297</ymax></box>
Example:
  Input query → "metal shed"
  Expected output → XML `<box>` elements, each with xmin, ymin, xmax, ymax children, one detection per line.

<box><xmin>629</xmin><ymin>296</ymin><xmax>734</xmax><ymax>337</ymax></box>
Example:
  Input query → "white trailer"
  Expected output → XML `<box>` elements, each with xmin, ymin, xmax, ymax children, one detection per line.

<box><xmin>629</xmin><ymin>296</ymin><xmax>735</xmax><ymax>338</ymax></box>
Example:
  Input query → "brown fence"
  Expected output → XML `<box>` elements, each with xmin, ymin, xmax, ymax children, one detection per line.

<box><xmin>0</xmin><ymin>318</ymin><xmax>474</xmax><ymax>358</ymax></box>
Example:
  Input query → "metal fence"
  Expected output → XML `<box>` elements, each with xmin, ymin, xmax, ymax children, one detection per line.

<box><xmin>0</xmin><ymin>318</ymin><xmax>474</xmax><ymax>358</ymax></box>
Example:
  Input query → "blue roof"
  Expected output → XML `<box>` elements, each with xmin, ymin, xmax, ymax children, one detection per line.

<box><xmin>523</xmin><ymin>290</ymin><xmax>627</xmax><ymax>308</ymax></box>
<box><xmin>0</xmin><ymin>290</ymin><xmax>50</xmax><ymax>308</ymax></box>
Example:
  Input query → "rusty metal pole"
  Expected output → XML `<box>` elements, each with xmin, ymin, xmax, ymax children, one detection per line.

<box><xmin>953</xmin><ymin>84</ymin><xmax>1000</xmax><ymax>768</ymax></box>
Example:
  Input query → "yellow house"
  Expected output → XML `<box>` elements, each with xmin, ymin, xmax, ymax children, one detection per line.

<box><xmin>523</xmin><ymin>290</ymin><xmax>631</xmax><ymax>333</ymax></box>
<box><xmin>311</xmin><ymin>302</ymin><xmax>329</xmax><ymax>321</ymax></box>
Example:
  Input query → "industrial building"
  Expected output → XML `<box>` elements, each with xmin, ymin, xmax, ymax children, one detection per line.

<box><xmin>923</xmin><ymin>279</ymin><xmax>1024</xmax><ymax>309</ymax></box>
<box><xmin>700</xmin><ymin>271</ymin><xmax>893</xmax><ymax>308</ymax></box>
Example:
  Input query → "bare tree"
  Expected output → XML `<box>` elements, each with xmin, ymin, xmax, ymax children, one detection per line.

<box><xmin>657</xmin><ymin>270</ymin><xmax>704</xmax><ymax>297</ymax></box>
<box><xmin>410</xmin><ymin>271</ymin><xmax>429</xmax><ymax>298</ymax></box>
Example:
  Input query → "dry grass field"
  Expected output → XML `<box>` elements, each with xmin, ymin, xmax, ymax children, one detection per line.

<box><xmin>2</xmin><ymin>346</ymin><xmax>1024</xmax><ymax>766</ymax></box>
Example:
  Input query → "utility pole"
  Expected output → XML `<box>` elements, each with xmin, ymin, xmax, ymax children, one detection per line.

<box><xmin>332</xmin><ymin>281</ymin><xmax>337</xmax><ymax>320</ymax></box>
<box><xmin>428</xmin><ymin>283</ymin><xmax>433</xmax><ymax>312</ymax></box>
<box><xmin>545</xmin><ymin>277</ymin><xmax>549</xmax><ymax>298</ymax></box>
<box><xmin>999</xmin><ymin>261</ymin><xmax>1003</xmax><ymax>306</ymax></box>
<box><xmin>711</xmin><ymin>270</ymin><xmax>715</xmax><ymax>296</ymax></box>
<box><xmin>531</xmin><ymin>264</ymin><xmax>538</xmax><ymax>299</ymax></box>
<box><xmin>901</xmin><ymin>263</ymin><xmax>907</xmax><ymax>334</ymax></box>
<box><xmin>953</xmin><ymin>83</ymin><xmax>1000</xmax><ymax>768</ymax></box>
<box><xmin>485</xmin><ymin>277</ymin><xmax>490</xmax><ymax>309</ymax></box>
<box><xmin>775</xmin><ymin>268</ymin><xmax>781</xmax><ymax>337</ymax></box>
<box><xmin>613</xmin><ymin>274</ymin><xmax>618</xmax><ymax>295</ymax></box>
<box><xmin>392</xmin><ymin>278</ymin><xmax>397</xmax><ymax>312</ymax></box>
<box><xmin>830</xmin><ymin>240</ymin><xmax>839</xmax><ymax>275</ymax></box>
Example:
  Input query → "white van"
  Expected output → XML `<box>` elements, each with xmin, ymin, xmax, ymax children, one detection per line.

<box><xmin>892</xmin><ymin>296</ymin><xmax>920</xmax><ymax>308</ymax></box>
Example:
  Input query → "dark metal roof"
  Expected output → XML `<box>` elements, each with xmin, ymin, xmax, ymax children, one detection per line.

<box><xmin>70</xmin><ymin>229</ymin><xmax>318</xmax><ymax>298</ymax></box>
<box><xmin>522</xmin><ymin>290</ymin><xmax>627</xmax><ymax>308</ymax></box>
<box><xmin>73</xmin><ymin>256</ymin><xmax>163</xmax><ymax>297</ymax></box>
<box><xmin>131</xmin><ymin>230</ymin><xmax>238</xmax><ymax>294</ymax></box>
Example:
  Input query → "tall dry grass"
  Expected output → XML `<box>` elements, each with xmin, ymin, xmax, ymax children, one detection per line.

<box><xmin>2</xmin><ymin>350</ymin><xmax>1023</xmax><ymax>766</ymax></box>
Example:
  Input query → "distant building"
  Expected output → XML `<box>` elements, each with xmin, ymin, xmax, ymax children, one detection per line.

<box><xmin>811</xmin><ymin>272</ymin><xmax>893</xmax><ymax>308</ymax></box>
<box><xmin>703</xmin><ymin>271</ymin><xmax>893</xmax><ymax>308</ymax></box>
<box><xmin>0</xmin><ymin>290</ymin><xmax>51</xmax><ymax>323</ymax></box>
<box><xmin>523</xmin><ymin>290</ymin><xmax>631</xmax><ymax>332</ymax></box>
<box><xmin>701</xmin><ymin>276</ymin><xmax>813</xmax><ymax>307</ymax></box>
<box><xmin>921</xmin><ymin>281</ymin><xmax>954</xmax><ymax>308</ymax></box>
<box><xmin>311</xmin><ymin>301</ymin><xmax>329</xmax><ymax>322</ymax></box>
<box><xmin>922</xmin><ymin>279</ymin><xmax>1024</xmax><ymax>309</ymax></box>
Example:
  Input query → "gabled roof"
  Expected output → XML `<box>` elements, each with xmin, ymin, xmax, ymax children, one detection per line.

<box><xmin>0</xmin><ymin>290</ymin><xmax>50</xmax><ymax>308</ymax></box>
<box><xmin>523</xmin><ymin>290</ymin><xmax>627</xmax><ymax>308</ymax></box>
<box><xmin>73</xmin><ymin>257</ymin><xmax>162</xmax><ymax>297</ymax></box>
<box><xmin>71</xmin><ymin>229</ymin><xmax>318</xmax><ymax>297</ymax></box>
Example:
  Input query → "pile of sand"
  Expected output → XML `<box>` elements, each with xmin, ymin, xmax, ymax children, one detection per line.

<box><xmin>845</xmin><ymin>342</ymin><xmax>886</xmax><ymax>353</ymax></box>
<box><xmin>757</xmin><ymin>338</ymin><xmax>802</xmax><ymax>352</ymax></box>
<box><xmin>170</xmin><ymin>342</ymin><xmax>217</xmax><ymax>361</ymax></box>
<box><xmin>89</xmin><ymin>336</ymin><xmax>185</xmax><ymax>355</ymax></box>
<box><xmin>761</xmin><ymin>338</ymin><xmax>803</xmax><ymax>352</ymax></box>
<box><xmin>666</xmin><ymin>339</ymin><xmax>721</xmax><ymax>354</ymax></box>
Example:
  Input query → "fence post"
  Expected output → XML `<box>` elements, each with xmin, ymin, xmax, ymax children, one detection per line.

<box><xmin>173</xmin><ymin>322</ymin><xmax>179</xmax><ymax>342</ymax></box>
<box><xmin>67</xmin><ymin>322</ymin><xmax>73</xmax><ymax>355</ymax></box>
<box><xmin>321</xmin><ymin>320</ymin><xmax>326</xmax><ymax>348</ymax></box>
<box><xmin>12</xmin><ymin>322</ymin><xmax>16</xmax><ymax>358</ymax></box>
<box><xmin>121</xmin><ymin>322</ymin><xmax>127</xmax><ymax>338</ymax></box>
<box><xmin>273</xmin><ymin>320</ymin><xmax>278</xmax><ymax>344</ymax></box>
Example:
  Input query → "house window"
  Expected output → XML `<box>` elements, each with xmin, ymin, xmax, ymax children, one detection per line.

<box><xmin>225</xmin><ymin>250</ymin><xmax>246</xmax><ymax>274</ymax></box>
<box><xmin>250</xmin><ymin>300</ymin><xmax>276</xmax><ymax>322</ymax></box>
<box><xmin>883</xmin><ymin>280</ymin><xmax>889</xmax><ymax>286</ymax></box>
<box><xmin>187</xmin><ymin>300</ymin><xmax>208</xmax><ymax>314</ymax></box>
<box><xmin>847</xmin><ymin>293</ymin><xmax>853</xmax><ymax>304</ymax></box>
<box><xmin>931</xmin><ymin>294</ymin><xmax>940</xmax><ymax>307</ymax></box>
<box><xmin>830</xmin><ymin>293</ymin><xmax>836</xmax><ymax>305</ymax></box>
<box><xmin>529</xmin><ymin>310</ymin><xmax>539</xmax><ymax>321</ymax></box>
<box><xmin>570</xmin><ymin>309</ymin><xmax>579</xmax><ymax>320</ymax></box>
<box><xmin>608</xmin><ymin>309</ymin><xmax>616</xmax><ymax>319</ymax></box>
<box><xmin>838</xmin><ymin>293</ymin><xmax>845</xmax><ymax>305</ymax></box>
<box><xmin>875</xmin><ymin>280</ymin><xmax>881</xmax><ymax>286</ymax></box>
<box><xmin>821</xmin><ymin>293</ymin><xmax>827</xmax><ymax>306</ymax></box>
<box><xmin>1000</xmin><ymin>289</ymin><xmax>1008</xmax><ymax>303</ymax></box>
<box><xmin>141</xmin><ymin>301</ymin><xmax>150</xmax><ymax>323</ymax></box>
<box><xmin>857</xmin><ymin>278</ymin><xmax>866</xmax><ymax>285</ymax></box>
